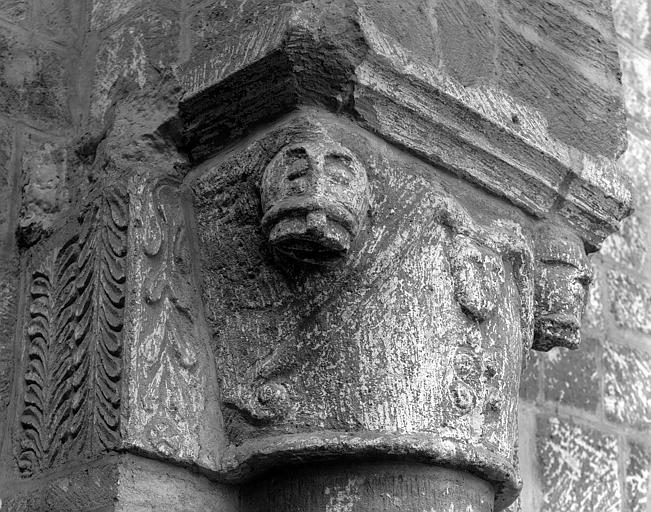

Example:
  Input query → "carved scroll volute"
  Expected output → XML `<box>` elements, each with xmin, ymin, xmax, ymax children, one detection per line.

<box><xmin>124</xmin><ymin>176</ymin><xmax>224</xmax><ymax>470</ymax></box>
<box><xmin>533</xmin><ymin>223</ymin><xmax>592</xmax><ymax>351</ymax></box>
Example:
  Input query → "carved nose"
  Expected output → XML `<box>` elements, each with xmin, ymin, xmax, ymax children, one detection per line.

<box><xmin>306</xmin><ymin>211</ymin><xmax>327</xmax><ymax>235</ymax></box>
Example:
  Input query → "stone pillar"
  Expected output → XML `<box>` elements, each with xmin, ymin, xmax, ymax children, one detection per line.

<box><xmin>0</xmin><ymin>2</ymin><xmax>632</xmax><ymax>511</ymax></box>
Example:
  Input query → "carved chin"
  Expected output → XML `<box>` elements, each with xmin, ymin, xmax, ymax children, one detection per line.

<box><xmin>267</xmin><ymin>211</ymin><xmax>353</xmax><ymax>265</ymax></box>
<box><xmin>534</xmin><ymin>314</ymin><xmax>581</xmax><ymax>351</ymax></box>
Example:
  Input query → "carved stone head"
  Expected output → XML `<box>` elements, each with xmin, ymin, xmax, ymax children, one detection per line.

<box><xmin>260</xmin><ymin>140</ymin><xmax>369</xmax><ymax>266</ymax></box>
<box><xmin>533</xmin><ymin>224</ymin><xmax>592</xmax><ymax>351</ymax></box>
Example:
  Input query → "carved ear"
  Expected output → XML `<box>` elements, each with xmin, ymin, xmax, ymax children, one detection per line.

<box><xmin>450</xmin><ymin>235</ymin><xmax>504</xmax><ymax>323</ymax></box>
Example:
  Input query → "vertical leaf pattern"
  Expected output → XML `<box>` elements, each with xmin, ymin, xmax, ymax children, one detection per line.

<box><xmin>70</xmin><ymin>189</ymin><xmax>128</xmax><ymax>455</ymax></box>
<box><xmin>18</xmin><ymin>238</ymin><xmax>78</xmax><ymax>475</ymax></box>
<box><xmin>16</xmin><ymin>189</ymin><xmax>128</xmax><ymax>476</ymax></box>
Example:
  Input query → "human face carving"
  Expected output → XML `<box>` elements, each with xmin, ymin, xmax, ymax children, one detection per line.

<box><xmin>260</xmin><ymin>141</ymin><xmax>369</xmax><ymax>266</ymax></box>
<box><xmin>533</xmin><ymin>225</ymin><xmax>592</xmax><ymax>350</ymax></box>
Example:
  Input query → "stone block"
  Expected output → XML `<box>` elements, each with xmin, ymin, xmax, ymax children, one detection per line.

<box><xmin>17</xmin><ymin>132</ymin><xmax>68</xmax><ymax>245</ymax></box>
<box><xmin>604</xmin><ymin>340</ymin><xmax>651</xmax><ymax>429</ymax></box>
<box><xmin>607</xmin><ymin>270</ymin><xmax>651</xmax><ymax>334</ymax></box>
<box><xmin>498</xmin><ymin>17</ymin><xmax>626</xmax><ymax>159</ymax></box>
<box><xmin>537</xmin><ymin>416</ymin><xmax>621</xmax><ymax>511</ymax></box>
<box><xmin>0</xmin><ymin>30</ymin><xmax>71</xmax><ymax>130</ymax></box>
<box><xmin>612</xmin><ymin>0</ymin><xmax>651</xmax><ymax>49</ymax></box>
<box><xmin>627</xmin><ymin>441</ymin><xmax>650</xmax><ymax>512</ymax></box>
<box><xmin>89</xmin><ymin>8</ymin><xmax>180</xmax><ymax>129</ymax></box>
<box><xmin>619</xmin><ymin>42</ymin><xmax>651</xmax><ymax>138</ymax></box>
<box><xmin>0</xmin><ymin>0</ymin><xmax>28</xmax><ymax>25</ymax></box>
<box><xmin>543</xmin><ymin>339</ymin><xmax>600</xmax><ymax>412</ymax></box>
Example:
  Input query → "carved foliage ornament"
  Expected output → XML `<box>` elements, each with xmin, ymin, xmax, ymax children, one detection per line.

<box><xmin>17</xmin><ymin>189</ymin><xmax>128</xmax><ymax>475</ymax></box>
<box><xmin>126</xmin><ymin>177</ymin><xmax>221</xmax><ymax>467</ymax></box>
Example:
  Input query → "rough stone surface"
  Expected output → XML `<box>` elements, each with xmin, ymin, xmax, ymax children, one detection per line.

<box><xmin>89</xmin><ymin>8</ymin><xmax>180</xmax><ymax>130</ymax></box>
<box><xmin>619</xmin><ymin>41</ymin><xmax>651</xmax><ymax>137</ymax></box>
<box><xmin>543</xmin><ymin>339</ymin><xmax>600</xmax><ymax>412</ymax></box>
<box><xmin>537</xmin><ymin>416</ymin><xmax>622</xmax><ymax>512</ymax></box>
<box><xmin>613</xmin><ymin>0</ymin><xmax>651</xmax><ymax>48</ymax></box>
<box><xmin>627</xmin><ymin>442</ymin><xmax>650</xmax><ymax>512</ymax></box>
<box><xmin>604</xmin><ymin>340</ymin><xmax>651</xmax><ymax>429</ymax></box>
<box><xmin>582</xmin><ymin>261</ymin><xmax>606</xmax><ymax>332</ymax></box>
<box><xmin>0</xmin><ymin>118</ymin><xmax>14</xmax><ymax>246</ymax></box>
<box><xmin>32</xmin><ymin>0</ymin><xmax>80</xmax><ymax>44</ymax></box>
<box><xmin>18</xmin><ymin>133</ymin><xmax>68</xmax><ymax>246</ymax></box>
<box><xmin>0</xmin><ymin>30</ymin><xmax>71</xmax><ymax>129</ymax></box>
<box><xmin>608</xmin><ymin>270</ymin><xmax>651</xmax><ymax>334</ymax></box>
<box><xmin>242</xmin><ymin>463</ymin><xmax>495</xmax><ymax>512</ymax></box>
<box><xmin>0</xmin><ymin>0</ymin><xmax>28</xmax><ymax>25</ymax></box>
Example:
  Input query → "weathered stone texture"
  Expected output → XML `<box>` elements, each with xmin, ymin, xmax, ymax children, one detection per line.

<box><xmin>604</xmin><ymin>341</ymin><xmax>651</xmax><ymax>429</ymax></box>
<box><xmin>620</xmin><ymin>41</ymin><xmax>651</xmax><ymax>137</ymax></box>
<box><xmin>0</xmin><ymin>0</ymin><xmax>28</xmax><ymax>25</ymax></box>
<box><xmin>0</xmin><ymin>31</ymin><xmax>71</xmax><ymax>129</ymax></box>
<box><xmin>627</xmin><ymin>442</ymin><xmax>650</xmax><ymax>512</ymax></box>
<box><xmin>582</xmin><ymin>261</ymin><xmax>606</xmax><ymax>332</ymax></box>
<box><xmin>90</xmin><ymin>0</ymin><xmax>153</xmax><ymax>31</ymax></box>
<box><xmin>607</xmin><ymin>270</ymin><xmax>651</xmax><ymax>334</ymax></box>
<box><xmin>18</xmin><ymin>133</ymin><xmax>68</xmax><ymax>245</ymax></box>
<box><xmin>602</xmin><ymin>214</ymin><xmax>649</xmax><ymax>270</ymax></box>
<box><xmin>498</xmin><ymin>22</ymin><xmax>625</xmax><ymax>159</ymax></box>
<box><xmin>0</xmin><ymin>118</ymin><xmax>14</xmax><ymax>246</ymax></box>
<box><xmin>601</xmin><ymin>129</ymin><xmax>651</xmax><ymax>276</ymax></box>
<box><xmin>435</xmin><ymin>0</ymin><xmax>496</xmax><ymax>87</ymax></box>
<box><xmin>613</xmin><ymin>0</ymin><xmax>651</xmax><ymax>49</ymax></box>
<box><xmin>2</xmin><ymin>461</ymin><xmax>119</xmax><ymax>512</ymax></box>
<box><xmin>0</xmin><ymin>259</ymin><xmax>18</xmax><ymax>452</ymax></box>
<box><xmin>32</xmin><ymin>0</ymin><xmax>80</xmax><ymax>44</ymax></box>
<box><xmin>90</xmin><ymin>9</ymin><xmax>180</xmax><ymax>129</ymax></box>
<box><xmin>543</xmin><ymin>340</ymin><xmax>600</xmax><ymax>412</ymax></box>
<box><xmin>519</xmin><ymin>351</ymin><xmax>541</xmax><ymax>402</ymax></box>
<box><xmin>537</xmin><ymin>416</ymin><xmax>621</xmax><ymax>512</ymax></box>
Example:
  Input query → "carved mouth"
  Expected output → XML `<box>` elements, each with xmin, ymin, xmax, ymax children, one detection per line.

<box><xmin>534</xmin><ymin>314</ymin><xmax>581</xmax><ymax>350</ymax></box>
<box><xmin>262</xmin><ymin>201</ymin><xmax>359</xmax><ymax>266</ymax></box>
<box><xmin>274</xmin><ymin>237</ymin><xmax>347</xmax><ymax>264</ymax></box>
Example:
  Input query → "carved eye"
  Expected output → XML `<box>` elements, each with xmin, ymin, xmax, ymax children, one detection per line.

<box><xmin>286</xmin><ymin>158</ymin><xmax>309</xmax><ymax>181</ymax></box>
<box><xmin>282</xmin><ymin>148</ymin><xmax>310</xmax><ymax>182</ymax></box>
<box><xmin>324</xmin><ymin>154</ymin><xmax>355</xmax><ymax>185</ymax></box>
